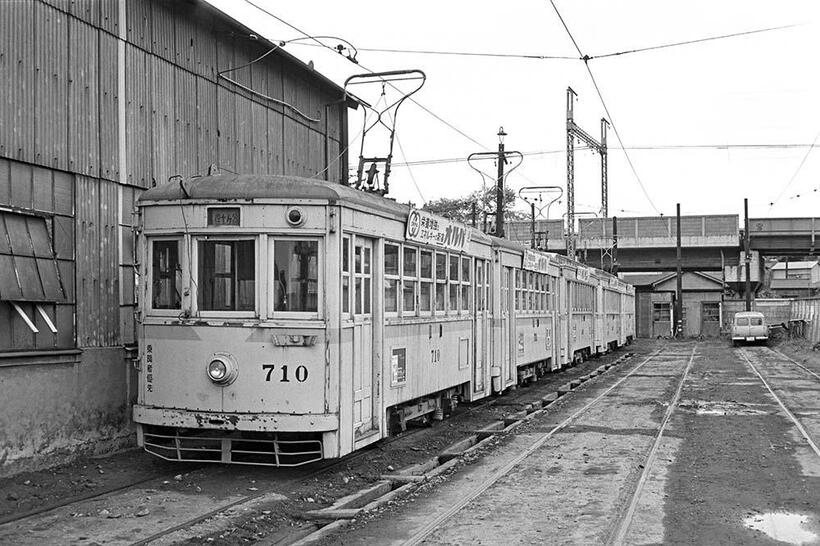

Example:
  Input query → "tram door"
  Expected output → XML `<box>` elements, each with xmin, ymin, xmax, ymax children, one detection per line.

<box><xmin>352</xmin><ymin>237</ymin><xmax>377</xmax><ymax>438</ymax></box>
<box><xmin>473</xmin><ymin>260</ymin><xmax>487</xmax><ymax>394</ymax></box>
<box><xmin>501</xmin><ymin>266</ymin><xmax>514</xmax><ymax>387</ymax></box>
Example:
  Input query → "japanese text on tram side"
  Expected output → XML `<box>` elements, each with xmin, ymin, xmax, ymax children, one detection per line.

<box><xmin>145</xmin><ymin>345</ymin><xmax>153</xmax><ymax>393</ymax></box>
<box><xmin>405</xmin><ymin>209</ymin><xmax>471</xmax><ymax>251</ymax></box>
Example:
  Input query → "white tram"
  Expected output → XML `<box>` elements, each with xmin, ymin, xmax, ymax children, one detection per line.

<box><xmin>133</xmin><ymin>175</ymin><xmax>634</xmax><ymax>466</ymax></box>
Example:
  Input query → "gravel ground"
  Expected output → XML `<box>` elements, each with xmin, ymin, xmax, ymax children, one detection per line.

<box><xmin>0</xmin><ymin>344</ymin><xmax>635</xmax><ymax>545</ymax></box>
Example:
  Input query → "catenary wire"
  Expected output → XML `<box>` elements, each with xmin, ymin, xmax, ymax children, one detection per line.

<box><xmin>767</xmin><ymin>128</ymin><xmax>820</xmax><ymax>210</ymax></box>
<box><xmin>589</xmin><ymin>24</ymin><xmax>797</xmax><ymax>60</ymax></box>
<box><xmin>241</xmin><ymin>0</ymin><xmax>552</xmax><ymax>189</ymax></box>
<box><xmin>547</xmin><ymin>0</ymin><xmax>660</xmax><ymax>214</ymax></box>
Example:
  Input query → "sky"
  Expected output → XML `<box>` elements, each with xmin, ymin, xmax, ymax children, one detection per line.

<box><xmin>205</xmin><ymin>0</ymin><xmax>820</xmax><ymax>221</ymax></box>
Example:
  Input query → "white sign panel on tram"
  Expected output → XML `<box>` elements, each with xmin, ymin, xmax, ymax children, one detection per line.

<box><xmin>523</xmin><ymin>249</ymin><xmax>550</xmax><ymax>274</ymax></box>
<box><xmin>405</xmin><ymin>209</ymin><xmax>471</xmax><ymax>251</ymax></box>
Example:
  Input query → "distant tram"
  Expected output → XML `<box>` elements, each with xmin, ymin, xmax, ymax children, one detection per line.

<box><xmin>133</xmin><ymin>175</ymin><xmax>634</xmax><ymax>466</ymax></box>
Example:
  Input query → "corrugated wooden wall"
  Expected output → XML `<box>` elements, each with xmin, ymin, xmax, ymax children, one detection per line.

<box><xmin>76</xmin><ymin>176</ymin><xmax>119</xmax><ymax>347</ymax></box>
<box><xmin>0</xmin><ymin>0</ymin><xmax>349</xmax><ymax>350</ymax></box>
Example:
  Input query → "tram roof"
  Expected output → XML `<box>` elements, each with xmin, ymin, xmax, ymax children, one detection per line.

<box><xmin>138</xmin><ymin>174</ymin><xmax>410</xmax><ymax>216</ymax></box>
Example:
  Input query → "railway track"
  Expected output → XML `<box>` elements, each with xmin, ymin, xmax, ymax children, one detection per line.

<box><xmin>737</xmin><ymin>347</ymin><xmax>820</xmax><ymax>460</ymax></box>
<box><xmin>399</xmin><ymin>344</ymin><xmax>689</xmax><ymax>546</ymax></box>
<box><xmin>0</xmin><ymin>347</ymin><xmax>634</xmax><ymax>546</ymax></box>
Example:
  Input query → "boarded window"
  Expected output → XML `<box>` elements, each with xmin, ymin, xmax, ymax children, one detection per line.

<box><xmin>0</xmin><ymin>211</ymin><xmax>66</xmax><ymax>303</ymax></box>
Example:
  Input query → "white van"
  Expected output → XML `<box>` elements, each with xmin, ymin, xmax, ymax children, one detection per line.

<box><xmin>731</xmin><ymin>311</ymin><xmax>768</xmax><ymax>346</ymax></box>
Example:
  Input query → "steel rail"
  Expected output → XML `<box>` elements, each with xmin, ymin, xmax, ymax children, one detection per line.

<box><xmin>0</xmin><ymin>466</ymin><xmax>201</xmax><ymax>528</ymax></box>
<box><xmin>400</xmin><ymin>346</ymin><xmax>668</xmax><ymax>546</ymax></box>
<box><xmin>766</xmin><ymin>346</ymin><xmax>820</xmax><ymax>382</ymax></box>
<box><xmin>738</xmin><ymin>349</ymin><xmax>820</xmax><ymax>460</ymax></box>
<box><xmin>608</xmin><ymin>343</ymin><xmax>698</xmax><ymax>546</ymax></box>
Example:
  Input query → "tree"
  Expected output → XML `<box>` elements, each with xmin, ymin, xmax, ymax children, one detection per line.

<box><xmin>423</xmin><ymin>186</ymin><xmax>527</xmax><ymax>225</ymax></box>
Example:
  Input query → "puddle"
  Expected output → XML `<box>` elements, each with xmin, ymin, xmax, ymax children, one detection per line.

<box><xmin>743</xmin><ymin>512</ymin><xmax>818</xmax><ymax>545</ymax></box>
<box><xmin>679</xmin><ymin>399</ymin><xmax>768</xmax><ymax>416</ymax></box>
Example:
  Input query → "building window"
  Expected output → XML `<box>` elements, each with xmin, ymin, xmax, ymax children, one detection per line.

<box><xmin>272</xmin><ymin>240</ymin><xmax>319</xmax><ymax>313</ymax></box>
<box><xmin>0</xmin><ymin>211</ymin><xmax>67</xmax><ymax>345</ymax></box>
<box><xmin>198</xmin><ymin>240</ymin><xmax>255</xmax><ymax>311</ymax></box>
<box><xmin>151</xmin><ymin>240</ymin><xmax>181</xmax><ymax>309</ymax></box>
<box><xmin>0</xmin><ymin>211</ymin><xmax>66</xmax><ymax>303</ymax></box>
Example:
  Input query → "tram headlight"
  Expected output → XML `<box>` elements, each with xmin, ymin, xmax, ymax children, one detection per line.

<box><xmin>206</xmin><ymin>355</ymin><xmax>238</xmax><ymax>385</ymax></box>
<box><xmin>286</xmin><ymin>206</ymin><xmax>305</xmax><ymax>227</ymax></box>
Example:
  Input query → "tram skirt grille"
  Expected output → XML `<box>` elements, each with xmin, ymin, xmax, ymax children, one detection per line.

<box><xmin>142</xmin><ymin>426</ymin><xmax>323</xmax><ymax>467</ymax></box>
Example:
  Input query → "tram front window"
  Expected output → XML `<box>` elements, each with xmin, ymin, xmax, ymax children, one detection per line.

<box><xmin>273</xmin><ymin>240</ymin><xmax>319</xmax><ymax>313</ymax></box>
<box><xmin>152</xmin><ymin>240</ymin><xmax>181</xmax><ymax>309</ymax></box>
<box><xmin>198</xmin><ymin>240</ymin><xmax>255</xmax><ymax>311</ymax></box>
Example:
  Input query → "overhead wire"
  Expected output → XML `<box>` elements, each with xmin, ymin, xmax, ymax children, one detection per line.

<box><xmin>588</xmin><ymin>24</ymin><xmax>797</xmax><ymax>60</ymax></box>
<box><xmin>548</xmin><ymin>0</ymin><xmax>660</xmax><ymax>214</ymax></box>
<box><xmin>241</xmin><ymin>0</ymin><xmax>553</xmax><ymax>190</ymax></box>
<box><xmin>767</xmin><ymin>128</ymin><xmax>820</xmax><ymax>209</ymax></box>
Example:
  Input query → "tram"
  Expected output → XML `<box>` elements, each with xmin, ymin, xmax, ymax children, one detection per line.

<box><xmin>133</xmin><ymin>174</ymin><xmax>634</xmax><ymax>466</ymax></box>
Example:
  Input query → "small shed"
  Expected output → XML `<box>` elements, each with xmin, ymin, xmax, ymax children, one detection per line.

<box><xmin>623</xmin><ymin>271</ymin><xmax>725</xmax><ymax>338</ymax></box>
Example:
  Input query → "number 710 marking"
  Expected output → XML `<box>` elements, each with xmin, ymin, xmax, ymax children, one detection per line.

<box><xmin>262</xmin><ymin>364</ymin><xmax>309</xmax><ymax>383</ymax></box>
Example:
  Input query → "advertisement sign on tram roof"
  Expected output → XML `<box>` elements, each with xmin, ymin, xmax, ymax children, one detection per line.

<box><xmin>405</xmin><ymin>209</ymin><xmax>471</xmax><ymax>251</ymax></box>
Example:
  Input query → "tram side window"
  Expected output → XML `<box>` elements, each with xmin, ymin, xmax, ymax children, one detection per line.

<box><xmin>514</xmin><ymin>270</ymin><xmax>522</xmax><ymax>311</ymax></box>
<box><xmin>384</xmin><ymin>243</ymin><xmax>400</xmax><ymax>314</ymax></box>
<box><xmin>152</xmin><ymin>240</ymin><xmax>181</xmax><ymax>309</ymax></box>
<box><xmin>272</xmin><ymin>240</ymin><xmax>319</xmax><ymax>313</ymax></box>
<box><xmin>475</xmin><ymin>260</ymin><xmax>484</xmax><ymax>311</ymax></box>
<box><xmin>198</xmin><ymin>240</ymin><xmax>255</xmax><ymax>311</ymax></box>
<box><xmin>435</xmin><ymin>252</ymin><xmax>446</xmax><ymax>312</ymax></box>
<box><xmin>403</xmin><ymin>246</ymin><xmax>417</xmax><ymax>314</ymax></box>
<box><xmin>342</xmin><ymin>237</ymin><xmax>350</xmax><ymax>314</ymax></box>
<box><xmin>449</xmin><ymin>254</ymin><xmax>459</xmax><ymax>312</ymax></box>
<box><xmin>460</xmin><ymin>257</ymin><xmax>470</xmax><ymax>312</ymax></box>
<box><xmin>420</xmin><ymin>250</ymin><xmax>433</xmax><ymax>313</ymax></box>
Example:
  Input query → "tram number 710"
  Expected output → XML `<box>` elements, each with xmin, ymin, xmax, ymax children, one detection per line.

<box><xmin>262</xmin><ymin>364</ymin><xmax>309</xmax><ymax>383</ymax></box>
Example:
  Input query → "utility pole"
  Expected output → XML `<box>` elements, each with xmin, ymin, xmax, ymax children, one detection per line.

<box><xmin>467</xmin><ymin>131</ymin><xmax>522</xmax><ymax>240</ymax></box>
<box><xmin>601</xmin><ymin>118</ymin><xmax>609</xmax><ymax>217</ymax></box>
<box><xmin>611</xmin><ymin>216</ymin><xmax>618</xmax><ymax>274</ymax></box>
<box><xmin>744</xmin><ymin>197</ymin><xmax>752</xmax><ymax>311</ymax></box>
<box><xmin>496</xmin><ymin>128</ymin><xmax>506</xmax><ymax>238</ymax></box>
<box><xmin>566</xmin><ymin>87</ymin><xmax>608</xmax><ymax>259</ymax></box>
<box><xmin>676</xmin><ymin>203</ymin><xmax>683</xmax><ymax>338</ymax></box>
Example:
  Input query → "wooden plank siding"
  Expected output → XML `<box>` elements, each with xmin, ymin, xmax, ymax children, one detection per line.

<box><xmin>76</xmin><ymin>176</ymin><xmax>119</xmax><ymax>347</ymax></box>
<box><xmin>0</xmin><ymin>0</ymin><xmax>350</xmax><ymax>351</ymax></box>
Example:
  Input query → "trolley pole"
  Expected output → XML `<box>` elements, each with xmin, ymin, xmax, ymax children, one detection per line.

<box><xmin>676</xmin><ymin>203</ymin><xmax>683</xmax><ymax>338</ymax></box>
<box><xmin>496</xmin><ymin>128</ymin><xmax>506</xmax><ymax>238</ymax></box>
<box><xmin>744</xmin><ymin>197</ymin><xmax>752</xmax><ymax>311</ymax></box>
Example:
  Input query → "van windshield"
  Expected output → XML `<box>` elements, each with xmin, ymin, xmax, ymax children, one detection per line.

<box><xmin>736</xmin><ymin>318</ymin><xmax>749</xmax><ymax>326</ymax></box>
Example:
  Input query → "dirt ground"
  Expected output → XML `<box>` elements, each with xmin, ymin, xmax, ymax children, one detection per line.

<box><xmin>0</xmin><ymin>343</ymin><xmax>633</xmax><ymax>545</ymax></box>
<box><xmin>309</xmin><ymin>338</ymin><xmax>820</xmax><ymax>545</ymax></box>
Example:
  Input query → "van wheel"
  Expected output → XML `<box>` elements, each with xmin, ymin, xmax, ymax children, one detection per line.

<box><xmin>732</xmin><ymin>340</ymin><xmax>739</xmax><ymax>347</ymax></box>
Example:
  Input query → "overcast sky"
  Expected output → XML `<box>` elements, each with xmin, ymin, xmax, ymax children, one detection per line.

<box><xmin>206</xmin><ymin>0</ymin><xmax>820</xmax><ymax>221</ymax></box>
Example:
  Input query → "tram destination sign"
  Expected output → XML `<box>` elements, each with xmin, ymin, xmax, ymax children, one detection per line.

<box><xmin>405</xmin><ymin>209</ymin><xmax>471</xmax><ymax>251</ymax></box>
<box><xmin>523</xmin><ymin>249</ymin><xmax>550</xmax><ymax>274</ymax></box>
